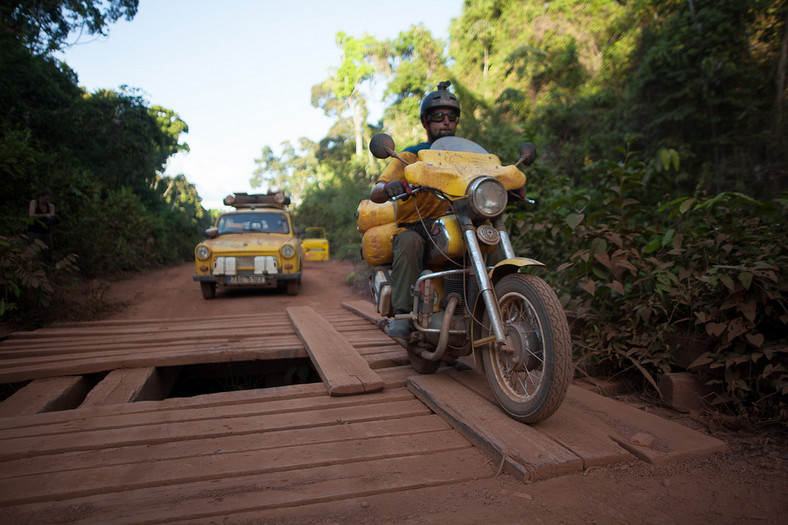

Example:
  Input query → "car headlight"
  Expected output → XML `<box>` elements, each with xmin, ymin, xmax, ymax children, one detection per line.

<box><xmin>468</xmin><ymin>177</ymin><xmax>507</xmax><ymax>217</ymax></box>
<box><xmin>280</xmin><ymin>244</ymin><xmax>295</xmax><ymax>258</ymax></box>
<box><xmin>195</xmin><ymin>245</ymin><xmax>211</xmax><ymax>260</ymax></box>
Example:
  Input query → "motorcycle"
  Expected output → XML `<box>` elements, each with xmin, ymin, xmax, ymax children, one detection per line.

<box><xmin>358</xmin><ymin>133</ymin><xmax>573</xmax><ymax>423</ymax></box>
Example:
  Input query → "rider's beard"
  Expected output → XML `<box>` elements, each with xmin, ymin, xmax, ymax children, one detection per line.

<box><xmin>429</xmin><ymin>126</ymin><xmax>455</xmax><ymax>142</ymax></box>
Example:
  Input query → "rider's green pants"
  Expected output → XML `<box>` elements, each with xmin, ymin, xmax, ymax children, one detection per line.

<box><xmin>391</xmin><ymin>229</ymin><xmax>424</xmax><ymax>313</ymax></box>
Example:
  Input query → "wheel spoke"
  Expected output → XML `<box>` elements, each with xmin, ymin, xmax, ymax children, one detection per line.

<box><xmin>495</xmin><ymin>290</ymin><xmax>549</xmax><ymax>399</ymax></box>
<box><xmin>482</xmin><ymin>273</ymin><xmax>572</xmax><ymax>423</ymax></box>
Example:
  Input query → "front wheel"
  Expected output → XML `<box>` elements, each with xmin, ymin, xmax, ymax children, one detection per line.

<box><xmin>481</xmin><ymin>273</ymin><xmax>572</xmax><ymax>423</ymax></box>
<box><xmin>200</xmin><ymin>281</ymin><xmax>216</xmax><ymax>300</ymax></box>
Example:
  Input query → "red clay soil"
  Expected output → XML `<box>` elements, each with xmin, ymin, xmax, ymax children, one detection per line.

<box><xmin>75</xmin><ymin>261</ymin><xmax>788</xmax><ymax>523</ymax></box>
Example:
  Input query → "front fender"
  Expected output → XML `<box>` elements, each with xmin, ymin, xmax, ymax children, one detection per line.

<box><xmin>489</xmin><ymin>257</ymin><xmax>545</xmax><ymax>282</ymax></box>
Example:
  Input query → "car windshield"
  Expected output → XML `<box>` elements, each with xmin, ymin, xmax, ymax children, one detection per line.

<box><xmin>217</xmin><ymin>213</ymin><xmax>290</xmax><ymax>235</ymax></box>
<box><xmin>304</xmin><ymin>229</ymin><xmax>325</xmax><ymax>239</ymax></box>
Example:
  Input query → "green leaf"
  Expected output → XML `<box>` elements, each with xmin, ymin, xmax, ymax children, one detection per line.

<box><xmin>679</xmin><ymin>198</ymin><xmax>696</xmax><ymax>213</ymax></box>
<box><xmin>720</xmin><ymin>275</ymin><xmax>736</xmax><ymax>292</ymax></box>
<box><xmin>738</xmin><ymin>271</ymin><xmax>753</xmax><ymax>290</ymax></box>
<box><xmin>565</xmin><ymin>213</ymin><xmax>584</xmax><ymax>230</ymax></box>
<box><xmin>706</xmin><ymin>322</ymin><xmax>726</xmax><ymax>337</ymax></box>
<box><xmin>740</xmin><ymin>301</ymin><xmax>757</xmax><ymax>323</ymax></box>
<box><xmin>661</xmin><ymin>228</ymin><xmax>675</xmax><ymax>247</ymax></box>
<box><xmin>580</xmin><ymin>279</ymin><xmax>596</xmax><ymax>296</ymax></box>
<box><xmin>745</xmin><ymin>333</ymin><xmax>764</xmax><ymax>348</ymax></box>
<box><xmin>608</xmin><ymin>281</ymin><xmax>626</xmax><ymax>295</ymax></box>
<box><xmin>643</xmin><ymin>237</ymin><xmax>662</xmax><ymax>254</ymax></box>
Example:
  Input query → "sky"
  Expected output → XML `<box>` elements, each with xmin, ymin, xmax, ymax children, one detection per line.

<box><xmin>55</xmin><ymin>0</ymin><xmax>464</xmax><ymax>209</ymax></box>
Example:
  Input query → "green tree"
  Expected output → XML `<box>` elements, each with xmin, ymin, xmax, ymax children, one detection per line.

<box><xmin>312</xmin><ymin>32</ymin><xmax>375</xmax><ymax>160</ymax></box>
<box><xmin>250</xmin><ymin>139</ymin><xmax>324</xmax><ymax>204</ymax></box>
<box><xmin>370</xmin><ymin>24</ymin><xmax>451</xmax><ymax>147</ymax></box>
<box><xmin>0</xmin><ymin>0</ymin><xmax>138</xmax><ymax>54</ymax></box>
<box><xmin>621</xmin><ymin>0</ymin><xmax>786</xmax><ymax>196</ymax></box>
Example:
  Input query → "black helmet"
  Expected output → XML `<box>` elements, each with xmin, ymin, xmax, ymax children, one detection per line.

<box><xmin>420</xmin><ymin>81</ymin><xmax>460</xmax><ymax>121</ymax></box>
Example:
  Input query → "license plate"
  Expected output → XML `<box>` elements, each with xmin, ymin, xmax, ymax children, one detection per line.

<box><xmin>227</xmin><ymin>275</ymin><xmax>268</xmax><ymax>285</ymax></box>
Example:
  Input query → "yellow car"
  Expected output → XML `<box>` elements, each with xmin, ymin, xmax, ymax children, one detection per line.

<box><xmin>193</xmin><ymin>193</ymin><xmax>303</xmax><ymax>299</ymax></box>
<box><xmin>301</xmin><ymin>227</ymin><xmax>330</xmax><ymax>261</ymax></box>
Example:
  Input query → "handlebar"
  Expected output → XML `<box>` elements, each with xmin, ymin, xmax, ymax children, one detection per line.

<box><xmin>391</xmin><ymin>185</ymin><xmax>422</xmax><ymax>201</ymax></box>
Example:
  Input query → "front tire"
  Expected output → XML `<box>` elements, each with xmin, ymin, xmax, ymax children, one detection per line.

<box><xmin>286</xmin><ymin>279</ymin><xmax>299</xmax><ymax>296</ymax></box>
<box><xmin>200</xmin><ymin>281</ymin><xmax>216</xmax><ymax>300</ymax></box>
<box><xmin>481</xmin><ymin>273</ymin><xmax>572</xmax><ymax>423</ymax></box>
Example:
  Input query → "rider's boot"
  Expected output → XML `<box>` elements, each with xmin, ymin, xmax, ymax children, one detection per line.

<box><xmin>387</xmin><ymin>309</ymin><xmax>412</xmax><ymax>339</ymax></box>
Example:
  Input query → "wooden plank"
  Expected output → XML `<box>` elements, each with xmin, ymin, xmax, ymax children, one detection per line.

<box><xmin>0</xmin><ymin>341</ymin><xmax>306</xmax><ymax>384</ymax></box>
<box><xmin>0</xmin><ymin>414</ymin><xmax>450</xmax><ymax>479</ymax></box>
<box><xmin>0</xmin><ymin>399</ymin><xmax>431</xmax><ymax>462</ymax></box>
<box><xmin>365</xmin><ymin>352</ymin><xmax>409</xmax><ymax>370</ymax></box>
<box><xmin>0</xmin><ymin>389</ymin><xmax>418</xmax><ymax>448</ymax></box>
<box><xmin>3</xmin><ymin>450</ymin><xmax>494</xmax><ymax>524</ymax></box>
<box><xmin>341</xmin><ymin>300</ymin><xmax>382</xmax><ymax>324</ymax></box>
<box><xmin>79</xmin><ymin>367</ymin><xmax>179</xmax><ymax>407</ymax></box>
<box><xmin>0</xmin><ymin>333</ymin><xmax>302</xmax><ymax>358</ymax></box>
<box><xmin>0</xmin><ymin>376</ymin><xmax>91</xmax><ymax>417</ymax></box>
<box><xmin>445</xmin><ymin>369</ymin><xmax>634</xmax><ymax>469</ymax></box>
<box><xmin>6</xmin><ymin>312</ymin><xmax>288</xmax><ymax>335</ymax></box>
<box><xmin>564</xmin><ymin>385</ymin><xmax>729</xmax><ymax>464</ymax></box>
<box><xmin>0</xmin><ymin>429</ymin><xmax>471</xmax><ymax>506</ymax></box>
<box><xmin>0</xmin><ymin>382</ymin><xmax>330</xmax><ymax>431</ymax></box>
<box><xmin>408</xmin><ymin>373</ymin><xmax>582</xmax><ymax>481</ymax></box>
<box><xmin>287</xmin><ymin>306</ymin><xmax>383</xmax><ymax>395</ymax></box>
<box><xmin>376</xmin><ymin>365</ymin><xmax>417</xmax><ymax>389</ymax></box>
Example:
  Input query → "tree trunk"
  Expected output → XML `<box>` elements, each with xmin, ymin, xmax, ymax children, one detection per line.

<box><xmin>350</xmin><ymin>98</ymin><xmax>364</xmax><ymax>159</ymax></box>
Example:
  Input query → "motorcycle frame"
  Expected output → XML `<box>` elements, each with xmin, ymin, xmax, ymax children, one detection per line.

<box><xmin>407</xmin><ymin>216</ymin><xmax>516</xmax><ymax>346</ymax></box>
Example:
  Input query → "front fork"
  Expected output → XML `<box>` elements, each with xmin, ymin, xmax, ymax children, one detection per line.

<box><xmin>463</xmin><ymin>218</ymin><xmax>514</xmax><ymax>345</ymax></box>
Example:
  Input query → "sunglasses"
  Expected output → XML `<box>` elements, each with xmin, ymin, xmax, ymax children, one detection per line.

<box><xmin>427</xmin><ymin>111</ymin><xmax>459</xmax><ymax>123</ymax></box>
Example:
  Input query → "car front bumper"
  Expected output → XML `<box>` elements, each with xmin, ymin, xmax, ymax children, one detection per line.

<box><xmin>193</xmin><ymin>272</ymin><xmax>301</xmax><ymax>285</ymax></box>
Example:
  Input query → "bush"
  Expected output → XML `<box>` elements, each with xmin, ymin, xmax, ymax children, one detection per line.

<box><xmin>0</xmin><ymin>234</ymin><xmax>78</xmax><ymax>322</ymax></box>
<box><xmin>507</xmin><ymin>145</ymin><xmax>788</xmax><ymax>425</ymax></box>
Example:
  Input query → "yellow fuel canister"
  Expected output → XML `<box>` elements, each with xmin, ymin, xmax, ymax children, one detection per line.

<box><xmin>356</xmin><ymin>199</ymin><xmax>396</xmax><ymax>233</ymax></box>
<box><xmin>361</xmin><ymin>222</ymin><xmax>402</xmax><ymax>266</ymax></box>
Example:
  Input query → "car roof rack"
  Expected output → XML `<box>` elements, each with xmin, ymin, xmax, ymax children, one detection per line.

<box><xmin>223</xmin><ymin>192</ymin><xmax>291</xmax><ymax>209</ymax></box>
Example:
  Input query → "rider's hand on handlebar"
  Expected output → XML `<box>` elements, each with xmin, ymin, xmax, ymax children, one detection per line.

<box><xmin>383</xmin><ymin>179</ymin><xmax>412</xmax><ymax>201</ymax></box>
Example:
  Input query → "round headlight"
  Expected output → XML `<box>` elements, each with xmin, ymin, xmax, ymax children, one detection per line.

<box><xmin>280</xmin><ymin>244</ymin><xmax>295</xmax><ymax>258</ymax></box>
<box><xmin>468</xmin><ymin>177</ymin><xmax>507</xmax><ymax>217</ymax></box>
<box><xmin>195</xmin><ymin>245</ymin><xmax>211</xmax><ymax>260</ymax></box>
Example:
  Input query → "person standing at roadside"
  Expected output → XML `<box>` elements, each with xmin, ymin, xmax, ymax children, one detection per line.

<box><xmin>28</xmin><ymin>188</ymin><xmax>56</xmax><ymax>260</ymax></box>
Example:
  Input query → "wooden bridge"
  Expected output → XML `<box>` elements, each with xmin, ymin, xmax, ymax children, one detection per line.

<box><xmin>0</xmin><ymin>300</ymin><xmax>727</xmax><ymax>523</ymax></box>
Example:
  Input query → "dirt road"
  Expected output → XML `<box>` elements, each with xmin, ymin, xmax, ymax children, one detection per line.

<box><xmin>101</xmin><ymin>259</ymin><xmax>369</xmax><ymax>320</ymax></box>
<box><xmin>91</xmin><ymin>260</ymin><xmax>786</xmax><ymax>524</ymax></box>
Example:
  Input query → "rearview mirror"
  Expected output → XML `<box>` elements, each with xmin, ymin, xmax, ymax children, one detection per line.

<box><xmin>518</xmin><ymin>142</ymin><xmax>537</xmax><ymax>166</ymax></box>
<box><xmin>369</xmin><ymin>133</ymin><xmax>395</xmax><ymax>160</ymax></box>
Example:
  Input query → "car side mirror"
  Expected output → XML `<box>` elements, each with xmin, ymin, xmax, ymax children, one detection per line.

<box><xmin>295</xmin><ymin>227</ymin><xmax>306</xmax><ymax>236</ymax></box>
<box><xmin>204</xmin><ymin>227</ymin><xmax>219</xmax><ymax>238</ymax></box>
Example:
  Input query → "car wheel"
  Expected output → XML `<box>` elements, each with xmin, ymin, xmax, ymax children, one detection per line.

<box><xmin>200</xmin><ymin>281</ymin><xmax>216</xmax><ymax>300</ymax></box>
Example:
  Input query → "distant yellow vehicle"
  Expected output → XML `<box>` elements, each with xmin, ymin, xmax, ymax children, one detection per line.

<box><xmin>193</xmin><ymin>192</ymin><xmax>303</xmax><ymax>299</ymax></box>
<box><xmin>301</xmin><ymin>227</ymin><xmax>330</xmax><ymax>261</ymax></box>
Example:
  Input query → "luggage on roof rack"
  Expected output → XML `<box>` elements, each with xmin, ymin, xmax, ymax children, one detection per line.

<box><xmin>223</xmin><ymin>192</ymin><xmax>291</xmax><ymax>208</ymax></box>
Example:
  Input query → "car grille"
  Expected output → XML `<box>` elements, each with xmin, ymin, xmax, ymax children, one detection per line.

<box><xmin>213</xmin><ymin>256</ymin><xmax>278</xmax><ymax>275</ymax></box>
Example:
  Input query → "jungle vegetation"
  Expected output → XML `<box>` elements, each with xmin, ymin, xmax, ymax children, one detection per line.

<box><xmin>1</xmin><ymin>0</ymin><xmax>210</xmax><ymax>324</ymax></box>
<box><xmin>1</xmin><ymin>0</ymin><xmax>786</xmax><ymax>424</ymax></box>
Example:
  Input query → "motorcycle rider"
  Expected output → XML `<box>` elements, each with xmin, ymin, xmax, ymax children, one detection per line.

<box><xmin>370</xmin><ymin>81</ymin><xmax>460</xmax><ymax>339</ymax></box>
